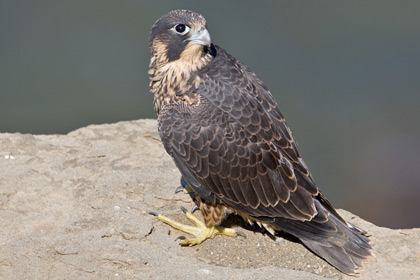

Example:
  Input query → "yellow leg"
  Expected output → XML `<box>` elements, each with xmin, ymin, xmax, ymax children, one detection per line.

<box><xmin>150</xmin><ymin>206</ymin><xmax>245</xmax><ymax>246</ymax></box>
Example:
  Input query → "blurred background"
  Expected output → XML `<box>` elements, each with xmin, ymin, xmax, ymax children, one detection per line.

<box><xmin>1</xmin><ymin>0</ymin><xmax>419</xmax><ymax>229</ymax></box>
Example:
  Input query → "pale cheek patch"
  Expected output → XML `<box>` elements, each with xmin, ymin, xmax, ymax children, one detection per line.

<box><xmin>180</xmin><ymin>43</ymin><xmax>204</xmax><ymax>65</ymax></box>
<box><xmin>152</xmin><ymin>39</ymin><xmax>169</xmax><ymax>65</ymax></box>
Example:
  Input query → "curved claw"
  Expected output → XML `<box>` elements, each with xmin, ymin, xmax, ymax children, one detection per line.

<box><xmin>175</xmin><ymin>185</ymin><xmax>184</xmax><ymax>194</ymax></box>
<box><xmin>175</xmin><ymin>236</ymin><xmax>186</xmax><ymax>241</ymax></box>
<box><xmin>149</xmin><ymin>211</ymin><xmax>160</xmax><ymax>216</ymax></box>
<box><xmin>175</xmin><ymin>177</ymin><xmax>190</xmax><ymax>194</ymax></box>
<box><xmin>180</xmin><ymin>206</ymin><xmax>188</xmax><ymax>214</ymax></box>
<box><xmin>191</xmin><ymin>205</ymin><xmax>200</xmax><ymax>214</ymax></box>
<box><xmin>235</xmin><ymin>229</ymin><xmax>247</xmax><ymax>239</ymax></box>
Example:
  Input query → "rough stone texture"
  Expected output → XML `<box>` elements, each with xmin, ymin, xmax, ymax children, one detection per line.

<box><xmin>0</xmin><ymin>119</ymin><xmax>419</xmax><ymax>279</ymax></box>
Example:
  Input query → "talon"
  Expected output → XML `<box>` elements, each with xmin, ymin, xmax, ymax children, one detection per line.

<box><xmin>180</xmin><ymin>205</ymin><xmax>188</xmax><ymax>214</ymax></box>
<box><xmin>149</xmin><ymin>211</ymin><xmax>160</xmax><ymax>216</ymax></box>
<box><xmin>175</xmin><ymin>185</ymin><xmax>184</xmax><ymax>193</ymax></box>
<box><xmin>235</xmin><ymin>229</ymin><xmax>247</xmax><ymax>239</ymax></box>
<box><xmin>175</xmin><ymin>181</ymin><xmax>194</xmax><ymax>195</ymax></box>
<box><xmin>191</xmin><ymin>205</ymin><xmax>200</xmax><ymax>214</ymax></box>
<box><xmin>180</xmin><ymin>178</ymin><xmax>194</xmax><ymax>194</ymax></box>
<box><xmin>175</xmin><ymin>236</ymin><xmax>186</xmax><ymax>241</ymax></box>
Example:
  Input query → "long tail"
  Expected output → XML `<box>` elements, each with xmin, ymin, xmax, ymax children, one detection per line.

<box><xmin>271</xmin><ymin>195</ymin><xmax>372</xmax><ymax>275</ymax></box>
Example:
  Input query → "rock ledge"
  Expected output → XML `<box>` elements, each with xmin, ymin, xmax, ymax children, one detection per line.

<box><xmin>1</xmin><ymin>120</ymin><xmax>419</xmax><ymax>279</ymax></box>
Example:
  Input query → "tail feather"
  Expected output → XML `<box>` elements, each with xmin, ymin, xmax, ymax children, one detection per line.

<box><xmin>270</xmin><ymin>198</ymin><xmax>372</xmax><ymax>275</ymax></box>
<box><xmin>300</xmin><ymin>220</ymin><xmax>372</xmax><ymax>274</ymax></box>
<box><xmin>302</xmin><ymin>239</ymin><xmax>363</xmax><ymax>274</ymax></box>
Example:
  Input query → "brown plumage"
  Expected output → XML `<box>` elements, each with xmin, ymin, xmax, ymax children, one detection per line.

<box><xmin>149</xmin><ymin>9</ymin><xmax>372</xmax><ymax>275</ymax></box>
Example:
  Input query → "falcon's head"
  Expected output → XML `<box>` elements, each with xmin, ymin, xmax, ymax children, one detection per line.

<box><xmin>149</xmin><ymin>10</ymin><xmax>212</xmax><ymax>67</ymax></box>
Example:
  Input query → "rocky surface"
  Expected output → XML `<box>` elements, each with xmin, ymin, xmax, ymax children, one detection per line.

<box><xmin>1</xmin><ymin>119</ymin><xmax>419</xmax><ymax>279</ymax></box>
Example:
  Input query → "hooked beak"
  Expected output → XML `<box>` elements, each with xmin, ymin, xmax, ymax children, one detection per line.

<box><xmin>187</xmin><ymin>26</ymin><xmax>211</xmax><ymax>47</ymax></box>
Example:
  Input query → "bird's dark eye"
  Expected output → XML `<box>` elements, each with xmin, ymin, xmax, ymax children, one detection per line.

<box><xmin>172</xmin><ymin>24</ymin><xmax>190</xmax><ymax>35</ymax></box>
<box><xmin>175</xmin><ymin>24</ymin><xmax>186</xmax><ymax>33</ymax></box>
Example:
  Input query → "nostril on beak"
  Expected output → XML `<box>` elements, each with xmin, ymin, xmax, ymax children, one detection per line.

<box><xmin>198</xmin><ymin>26</ymin><xmax>206</xmax><ymax>34</ymax></box>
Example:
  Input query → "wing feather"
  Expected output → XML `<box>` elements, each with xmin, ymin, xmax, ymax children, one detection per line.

<box><xmin>158</xmin><ymin>46</ymin><xmax>323</xmax><ymax>222</ymax></box>
<box><xmin>156</xmin><ymin>39</ymin><xmax>371</xmax><ymax>275</ymax></box>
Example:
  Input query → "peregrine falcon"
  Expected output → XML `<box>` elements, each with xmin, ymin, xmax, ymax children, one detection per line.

<box><xmin>148</xmin><ymin>9</ymin><xmax>372</xmax><ymax>275</ymax></box>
